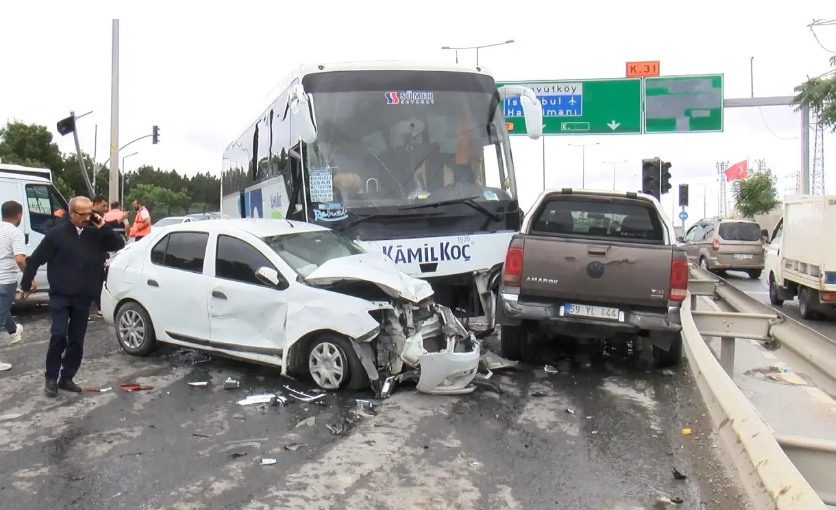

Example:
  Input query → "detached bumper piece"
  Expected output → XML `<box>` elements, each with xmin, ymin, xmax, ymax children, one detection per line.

<box><xmin>401</xmin><ymin>304</ymin><xmax>480</xmax><ymax>395</ymax></box>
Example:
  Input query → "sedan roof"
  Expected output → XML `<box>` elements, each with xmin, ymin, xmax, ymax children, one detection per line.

<box><xmin>158</xmin><ymin>218</ymin><xmax>327</xmax><ymax>238</ymax></box>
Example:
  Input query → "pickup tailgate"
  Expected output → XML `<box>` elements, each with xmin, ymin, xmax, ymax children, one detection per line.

<box><xmin>519</xmin><ymin>193</ymin><xmax>673</xmax><ymax>308</ymax></box>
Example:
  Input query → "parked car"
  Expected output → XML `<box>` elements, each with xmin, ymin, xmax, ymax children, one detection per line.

<box><xmin>101</xmin><ymin>219</ymin><xmax>480</xmax><ymax>394</ymax></box>
<box><xmin>495</xmin><ymin>189</ymin><xmax>687</xmax><ymax>367</ymax></box>
<box><xmin>678</xmin><ymin>217</ymin><xmax>764</xmax><ymax>278</ymax></box>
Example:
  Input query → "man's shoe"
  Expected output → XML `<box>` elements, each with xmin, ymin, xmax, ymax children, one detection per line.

<box><xmin>57</xmin><ymin>379</ymin><xmax>83</xmax><ymax>393</ymax></box>
<box><xmin>8</xmin><ymin>323</ymin><xmax>22</xmax><ymax>345</ymax></box>
<box><xmin>45</xmin><ymin>379</ymin><xmax>58</xmax><ymax>398</ymax></box>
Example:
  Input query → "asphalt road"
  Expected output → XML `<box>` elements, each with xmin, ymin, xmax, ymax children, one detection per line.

<box><xmin>0</xmin><ymin>305</ymin><xmax>750</xmax><ymax>510</ymax></box>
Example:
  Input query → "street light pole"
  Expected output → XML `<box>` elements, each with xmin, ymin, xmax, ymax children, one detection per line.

<box><xmin>441</xmin><ymin>39</ymin><xmax>514</xmax><ymax>66</ymax></box>
<box><xmin>109</xmin><ymin>19</ymin><xmax>120</xmax><ymax>204</ymax></box>
<box><xmin>603</xmin><ymin>160</ymin><xmax>627</xmax><ymax>190</ymax></box>
<box><xmin>121</xmin><ymin>151</ymin><xmax>138</xmax><ymax>206</ymax></box>
<box><xmin>569</xmin><ymin>142</ymin><xmax>600</xmax><ymax>188</ymax></box>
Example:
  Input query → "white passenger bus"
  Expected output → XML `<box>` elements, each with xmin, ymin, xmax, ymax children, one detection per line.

<box><xmin>221</xmin><ymin>60</ymin><xmax>542</xmax><ymax>328</ymax></box>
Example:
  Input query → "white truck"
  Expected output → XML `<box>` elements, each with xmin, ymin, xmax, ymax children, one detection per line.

<box><xmin>765</xmin><ymin>195</ymin><xmax>836</xmax><ymax>319</ymax></box>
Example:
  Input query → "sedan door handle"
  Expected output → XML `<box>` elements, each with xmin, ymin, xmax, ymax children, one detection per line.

<box><xmin>147</xmin><ymin>279</ymin><xmax>159</xmax><ymax>287</ymax></box>
<box><xmin>212</xmin><ymin>290</ymin><xmax>227</xmax><ymax>300</ymax></box>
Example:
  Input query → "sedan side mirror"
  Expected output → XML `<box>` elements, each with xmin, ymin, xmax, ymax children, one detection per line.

<box><xmin>255</xmin><ymin>266</ymin><xmax>288</xmax><ymax>290</ymax></box>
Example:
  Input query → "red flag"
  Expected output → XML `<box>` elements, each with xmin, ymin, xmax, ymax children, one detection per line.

<box><xmin>724</xmin><ymin>160</ymin><xmax>748</xmax><ymax>182</ymax></box>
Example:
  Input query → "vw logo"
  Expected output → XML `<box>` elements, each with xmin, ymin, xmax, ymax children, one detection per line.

<box><xmin>587</xmin><ymin>261</ymin><xmax>605</xmax><ymax>279</ymax></box>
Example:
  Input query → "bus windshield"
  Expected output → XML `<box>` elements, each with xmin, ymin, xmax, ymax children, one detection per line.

<box><xmin>302</xmin><ymin>70</ymin><xmax>516</xmax><ymax>213</ymax></box>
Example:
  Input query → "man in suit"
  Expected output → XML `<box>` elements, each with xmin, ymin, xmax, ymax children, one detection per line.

<box><xmin>19</xmin><ymin>196</ymin><xmax>126</xmax><ymax>397</ymax></box>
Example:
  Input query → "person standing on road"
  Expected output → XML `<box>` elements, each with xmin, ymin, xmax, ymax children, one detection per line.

<box><xmin>104</xmin><ymin>201</ymin><xmax>130</xmax><ymax>240</ymax></box>
<box><xmin>0</xmin><ymin>201</ymin><xmax>26</xmax><ymax>371</ymax></box>
<box><xmin>129</xmin><ymin>198</ymin><xmax>151</xmax><ymax>242</ymax></box>
<box><xmin>18</xmin><ymin>196</ymin><xmax>126</xmax><ymax>397</ymax></box>
<box><xmin>90</xmin><ymin>196</ymin><xmax>110</xmax><ymax>317</ymax></box>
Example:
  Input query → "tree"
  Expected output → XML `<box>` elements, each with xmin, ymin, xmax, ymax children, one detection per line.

<box><xmin>732</xmin><ymin>169</ymin><xmax>780</xmax><ymax>218</ymax></box>
<box><xmin>126</xmin><ymin>183</ymin><xmax>190</xmax><ymax>212</ymax></box>
<box><xmin>793</xmin><ymin>56</ymin><xmax>836</xmax><ymax>131</ymax></box>
<box><xmin>0</xmin><ymin>120</ymin><xmax>65</xmax><ymax>172</ymax></box>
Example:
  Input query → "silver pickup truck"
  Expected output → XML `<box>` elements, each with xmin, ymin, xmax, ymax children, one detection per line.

<box><xmin>495</xmin><ymin>189</ymin><xmax>688</xmax><ymax>367</ymax></box>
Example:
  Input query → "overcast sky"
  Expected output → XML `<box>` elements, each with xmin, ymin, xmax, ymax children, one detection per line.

<box><xmin>1</xmin><ymin>2</ymin><xmax>834</xmax><ymax>225</ymax></box>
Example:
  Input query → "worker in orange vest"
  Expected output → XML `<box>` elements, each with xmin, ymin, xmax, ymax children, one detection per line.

<box><xmin>129</xmin><ymin>198</ymin><xmax>151</xmax><ymax>242</ymax></box>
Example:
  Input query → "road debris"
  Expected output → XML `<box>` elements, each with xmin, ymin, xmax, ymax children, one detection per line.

<box><xmin>237</xmin><ymin>394</ymin><xmax>285</xmax><ymax>406</ymax></box>
<box><xmin>295</xmin><ymin>416</ymin><xmax>315</xmax><ymax>428</ymax></box>
<box><xmin>544</xmin><ymin>364</ymin><xmax>559</xmax><ymax>374</ymax></box>
<box><xmin>188</xmin><ymin>381</ymin><xmax>208</xmax><ymax>387</ymax></box>
<box><xmin>470</xmin><ymin>377</ymin><xmax>503</xmax><ymax>394</ymax></box>
<box><xmin>531</xmin><ymin>391</ymin><xmax>548</xmax><ymax>397</ymax></box>
<box><xmin>260</xmin><ymin>457</ymin><xmax>277</xmax><ymax>466</ymax></box>
<box><xmin>120</xmin><ymin>383</ymin><xmax>153</xmax><ymax>392</ymax></box>
<box><xmin>0</xmin><ymin>413</ymin><xmax>23</xmax><ymax>421</ymax></box>
<box><xmin>227</xmin><ymin>452</ymin><xmax>247</xmax><ymax>460</ymax></box>
<box><xmin>284</xmin><ymin>385</ymin><xmax>326</xmax><ymax>402</ymax></box>
<box><xmin>192</xmin><ymin>433</ymin><xmax>211</xmax><ymax>438</ymax></box>
<box><xmin>326</xmin><ymin>423</ymin><xmax>346</xmax><ymax>435</ymax></box>
<box><xmin>681</xmin><ymin>428</ymin><xmax>692</xmax><ymax>436</ymax></box>
<box><xmin>672</xmin><ymin>467</ymin><xmax>687</xmax><ymax>480</ymax></box>
<box><xmin>566</xmin><ymin>408</ymin><xmax>575</xmax><ymax>415</ymax></box>
<box><xmin>284</xmin><ymin>443</ymin><xmax>305</xmax><ymax>451</ymax></box>
<box><xmin>223</xmin><ymin>377</ymin><xmax>240</xmax><ymax>390</ymax></box>
<box><xmin>479</xmin><ymin>351</ymin><xmax>518</xmax><ymax>371</ymax></box>
<box><xmin>356</xmin><ymin>399</ymin><xmax>379</xmax><ymax>416</ymax></box>
<box><xmin>85</xmin><ymin>387</ymin><xmax>112</xmax><ymax>392</ymax></box>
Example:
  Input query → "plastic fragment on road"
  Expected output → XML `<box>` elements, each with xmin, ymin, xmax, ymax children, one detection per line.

<box><xmin>479</xmin><ymin>351</ymin><xmax>519</xmax><ymax>371</ymax></box>
<box><xmin>86</xmin><ymin>387</ymin><xmax>112</xmax><ymax>392</ymax></box>
<box><xmin>284</xmin><ymin>443</ymin><xmax>304</xmax><ymax>451</ymax></box>
<box><xmin>284</xmin><ymin>385</ymin><xmax>326</xmax><ymax>402</ymax></box>
<box><xmin>356</xmin><ymin>399</ymin><xmax>379</xmax><ymax>416</ymax></box>
<box><xmin>544</xmin><ymin>364</ymin><xmax>559</xmax><ymax>374</ymax></box>
<box><xmin>223</xmin><ymin>377</ymin><xmax>240</xmax><ymax>390</ymax></box>
<box><xmin>0</xmin><ymin>413</ymin><xmax>23</xmax><ymax>421</ymax></box>
<box><xmin>120</xmin><ymin>383</ymin><xmax>153</xmax><ymax>392</ymax></box>
<box><xmin>566</xmin><ymin>408</ymin><xmax>575</xmax><ymax>415</ymax></box>
<box><xmin>188</xmin><ymin>381</ymin><xmax>208</xmax><ymax>387</ymax></box>
<box><xmin>295</xmin><ymin>416</ymin><xmax>315</xmax><ymax>428</ymax></box>
<box><xmin>681</xmin><ymin>428</ymin><xmax>692</xmax><ymax>435</ymax></box>
<box><xmin>237</xmin><ymin>394</ymin><xmax>283</xmax><ymax>406</ymax></box>
<box><xmin>260</xmin><ymin>457</ymin><xmax>277</xmax><ymax>466</ymax></box>
<box><xmin>672</xmin><ymin>466</ymin><xmax>687</xmax><ymax>480</ymax></box>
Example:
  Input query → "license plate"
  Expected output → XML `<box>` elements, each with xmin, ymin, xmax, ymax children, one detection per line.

<box><xmin>733</xmin><ymin>254</ymin><xmax>753</xmax><ymax>260</ymax></box>
<box><xmin>566</xmin><ymin>303</ymin><xmax>620</xmax><ymax>321</ymax></box>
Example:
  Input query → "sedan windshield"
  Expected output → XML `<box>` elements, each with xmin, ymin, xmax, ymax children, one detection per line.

<box><xmin>261</xmin><ymin>230</ymin><xmax>366</xmax><ymax>277</ymax></box>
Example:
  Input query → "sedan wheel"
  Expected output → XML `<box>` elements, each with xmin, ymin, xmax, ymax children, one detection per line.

<box><xmin>115</xmin><ymin>302</ymin><xmax>157</xmax><ymax>356</ymax></box>
<box><xmin>308</xmin><ymin>340</ymin><xmax>348</xmax><ymax>390</ymax></box>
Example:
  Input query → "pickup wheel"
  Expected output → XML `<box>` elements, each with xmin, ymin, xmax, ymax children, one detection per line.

<box><xmin>768</xmin><ymin>274</ymin><xmax>784</xmax><ymax>306</ymax></box>
<box><xmin>747</xmin><ymin>269</ymin><xmax>762</xmax><ymax>279</ymax></box>
<box><xmin>500</xmin><ymin>325</ymin><xmax>536</xmax><ymax>363</ymax></box>
<box><xmin>698</xmin><ymin>257</ymin><xmax>710</xmax><ymax>272</ymax></box>
<box><xmin>652</xmin><ymin>333</ymin><xmax>683</xmax><ymax>368</ymax></box>
<box><xmin>798</xmin><ymin>287</ymin><xmax>817</xmax><ymax>320</ymax></box>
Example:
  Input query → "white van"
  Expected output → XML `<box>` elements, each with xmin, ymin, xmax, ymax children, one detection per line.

<box><xmin>0</xmin><ymin>164</ymin><xmax>69</xmax><ymax>294</ymax></box>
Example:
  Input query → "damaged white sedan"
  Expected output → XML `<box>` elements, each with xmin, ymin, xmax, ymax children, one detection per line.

<box><xmin>100</xmin><ymin>219</ymin><xmax>480</xmax><ymax>396</ymax></box>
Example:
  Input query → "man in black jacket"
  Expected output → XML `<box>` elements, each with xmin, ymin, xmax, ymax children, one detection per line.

<box><xmin>19</xmin><ymin>196</ymin><xmax>126</xmax><ymax>397</ymax></box>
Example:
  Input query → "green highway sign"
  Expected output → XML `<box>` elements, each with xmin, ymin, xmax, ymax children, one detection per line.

<box><xmin>498</xmin><ymin>78</ymin><xmax>642</xmax><ymax>136</ymax></box>
<box><xmin>644</xmin><ymin>74</ymin><xmax>724</xmax><ymax>133</ymax></box>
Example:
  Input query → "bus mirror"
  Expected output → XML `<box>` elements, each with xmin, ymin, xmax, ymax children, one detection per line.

<box><xmin>497</xmin><ymin>85</ymin><xmax>543</xmax><ymax>140</ymax></box>
<box><xmin>289</xmin><ymin>84</ymin><xmax>318</xmax><ymax>144</ymax></box>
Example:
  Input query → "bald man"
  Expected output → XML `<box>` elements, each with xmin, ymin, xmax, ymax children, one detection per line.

<box><xmin>20</xmin><ymin>196</ymin><xmax>125</xmax><ymax>397</ymax></box>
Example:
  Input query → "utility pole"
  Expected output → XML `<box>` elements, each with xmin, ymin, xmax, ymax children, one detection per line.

<box><xmin>109</xmin><ymin>19</ymin><xmax>120</xmax><ymax>204</ymax></box>
<box><xmin>716</xmin><ymin>162</ymin><xmax>728</xmax><ymax>218</ymax></box>
<box><xmin>569</xmin><ymin>142</ymin><xmax>599</xmax><ymax>188</ymax></box>
<box><xmin>603</xmin><ymin>160</ymin><xmax>626</xmax><ymax>190</ymax></box>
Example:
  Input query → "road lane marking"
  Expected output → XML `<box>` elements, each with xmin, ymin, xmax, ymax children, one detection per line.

<box><xmin>803</xmin><ymin>386</ymin><xmax>836</xmax><ymax>405</ymax></box>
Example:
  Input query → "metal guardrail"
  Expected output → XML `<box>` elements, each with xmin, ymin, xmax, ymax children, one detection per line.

<box><xmin>685</xmin><ymin>265</ymin><xmax>836</xmax><ymax>508</ymax></box>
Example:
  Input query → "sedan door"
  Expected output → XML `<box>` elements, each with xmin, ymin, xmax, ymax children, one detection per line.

<box><xmin>138</xmin><ymin>231</ymin><xmax>213</xmax><ymax>343</ymax></box>
<box><xmin>206</xmin><ymin>232</ymin><xmax>290</xmax><ymax>360</ymax></box>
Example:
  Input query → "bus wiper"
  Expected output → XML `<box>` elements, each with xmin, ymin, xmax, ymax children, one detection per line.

<box><xmin>335</xmin><ymin>211</ymin><xmax>444</xmax><ymax>232</ymax></box>
<box><xmin>399</xmin><ymin>197</ymin><xmax>502</xmax><ymax>222</ymax></box>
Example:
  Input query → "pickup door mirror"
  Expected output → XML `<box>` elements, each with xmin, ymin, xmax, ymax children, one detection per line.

<box><xmin>255</xmin><ymin>266</ymin><xmax>289</xmax><ymax>290</ymax></box>
<box><xmin>676</xmin><ymin>236</ymin><xmax>684</xmax><ymax>243</ymax></box>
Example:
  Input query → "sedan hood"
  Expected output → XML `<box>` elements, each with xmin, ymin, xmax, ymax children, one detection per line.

<box><xmin>305</xmin><ymin>253</ymin><xmax>434</xmax><ymax>304</ymax></box>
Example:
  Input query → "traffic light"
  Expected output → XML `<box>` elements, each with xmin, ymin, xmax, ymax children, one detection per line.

<box><xmin>679</xmin><ymin>184</ymin><xmax>689</xmax><ymax>207</ymax></box>
<box><xmin>660</xmin><ymin>161</ymin><xmax>672</xmax><ymax>195</ymax></box>
<box><xmin>152</xmin><ymin>125</ymin><xmax>160</xmax><ymax>144</ymax></box>
<box><xmin>56</xmin><ymin>115</ymin><xmax>76</xmax><ymax>136</ymax></box>
<box><xmin>641</xmin><ymin>158</ymin><xmax>661</xmax><ymax>199</ymax></box>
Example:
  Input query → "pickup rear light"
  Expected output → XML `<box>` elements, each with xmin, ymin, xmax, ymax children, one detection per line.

<box><xmin>711</xmin><ymin>237</ymin><xmax>720</xmax><ymax>251</ymax></box>
<box><xmin>503</xmin><ymin>247</ymin><xmax>524</xmax><ymax>287</ymax></box>
<box><xmin>669</xmin><ymin>259</ymin><xmax>689</xmax><ymax>301</ymax></box>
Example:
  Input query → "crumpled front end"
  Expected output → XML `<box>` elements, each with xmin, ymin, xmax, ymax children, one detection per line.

<box><xmin>372</xmin><ymin>300</ymin><xmax>480</xmax><ymax>396</ymax></box>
